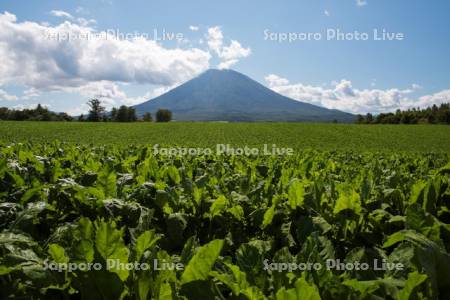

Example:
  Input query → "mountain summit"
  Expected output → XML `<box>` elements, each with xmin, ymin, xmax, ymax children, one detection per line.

<box><xmin>133</xmin><ymin>69</ymin><xmax>355</xmax><ymax>122</ymax></box>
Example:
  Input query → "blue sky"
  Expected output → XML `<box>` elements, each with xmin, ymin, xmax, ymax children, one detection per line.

<box><xmin>0</xmin><ymin>0</ymin><xmax>449</xmax><ymax>114</ymax></box>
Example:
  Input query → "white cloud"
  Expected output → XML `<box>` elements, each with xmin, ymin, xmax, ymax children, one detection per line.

<box><xmin>76</xmin><ymin>17</ymin><xmax>96</xmax><ymax>26</ymax></box>
<box><xmin>12</xmin><ymin>103</ymin><xmax>50</xmax><ymax>110</ymax></box>
<box><xmin>52</xmin><ymin>80</ymin><xmax>182</xmax><ymax>113</ymax></box>
<box><xmin>206</xmin><ymin>26</ymin><xmax>251</xmax><ymax>69</ymax></box>
<box><xmin>265</xmin><ymin>74</ymin><xmax>289</xmax><ymax>87</ymax></box>
<box><xmin>77</xmin><ymin>81</ymin><xmax>126</xmax><ymax>101</ymax></box>
<box><xmin>75</xmin><ymin>6</ymin><xmax>89</xmax><ymax>15</ymax></box>
<box><xmin>415</xmin><ymin>90</ymin><xmax>450</xmax><ymax>108</ymax></box>
<box><xmin>50</xmin><ymin>10</ymin><xmax>96</xmax><ymax>26</ymax></box>
<box><xmin>146</xmin><ymin>83</ymin><xmax>180</xmax><ymax>99</ymax></box>
<box><xmin>220</xmin><ymin>40</ymin><xmax>251</xmax><ymax>61</ymax></box>
<box><xmin>56</xmin><ymin>81</ymin><xmax>139</xmax><ymax>108</ymax></box>
<box><xmin>23</xmin><ymin>88</ymin><xmax>41</xmax><ymax>99</ymax></box>
<box><xmin>119</xmin><ymin>83</ymin><xmax>180</xmax><ymax>106</ymax></box>
<box><xmin>217</xmin><ymin>59</ymin><xmax>239</xmax><ymax>70</ymax></box>
<box><xmin>207</xmin><ymin>26</ymin><xmax>223</xmax><ymax>54</ymax></box>
<box><xmin>0</xmin><ymin>13</ymin><xmax>248</xmax><ymax>113</ymax></box>
<box><xmin>50</xmin><ymin>10</ymin><xmax>74</xmax><ymax>19</ymax></box>
<box><xmin>0</xmin><ymin>88</ymin><xmax>18</xmax><ymax>101</ymax></box>
<box><xmin>0</xmin><ymin>11</ymin><xmax>211</xmax><ymax>94</ymax></box>
<box><xmin>66</xmin><ymin>104</ymin><xmax>89</xmax><ymax>116</ymax></box>
<box><xmin>189</xmin><ymin>25</ymin><xmax>199</xmax><ymax>31</ymax></box>
<box><xmin>264</xmin><ymin>74</ymin><xmax>450</xmax><ymax>114</ymax></box>
<box><xmin>356</xmin><ymin>0</ymin><xmax>367</xmax><ymax>7</ymax></box>
<box><xmin>324</xmin><ymin>10</ymin><xmax>330</xmax><ymax>17</ymax></box>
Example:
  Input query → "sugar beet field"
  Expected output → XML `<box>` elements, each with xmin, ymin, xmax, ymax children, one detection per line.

<box><xmin>1</xmin><ymin>121</ymin><xmax>450</xmax><ymax>152</ymax></box>
<box><xmin>0</xmin><ymin>121</ymin><xmax>450</xmax><ymax>299</ymax></box>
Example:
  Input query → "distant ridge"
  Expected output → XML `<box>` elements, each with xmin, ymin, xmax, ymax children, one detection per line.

<box><xmin>133</xmin><ymin>69</ymin><xmax>355</xmax><ymax>122</ymax></box>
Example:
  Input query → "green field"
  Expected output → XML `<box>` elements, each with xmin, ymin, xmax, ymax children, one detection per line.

<box><xmin>1</xmin><ymin>122</ymin><xmax>450</xmax><ymax>299</ymax></box>
<box><xmin>1</xmin><ymin>142</ymin><xmax>450</xmax><ymax>299</ymax></box>
<box><xmin>1</xmin><ymin>121</ymin><xmax>450</xmax><ymax>152</ymax></box>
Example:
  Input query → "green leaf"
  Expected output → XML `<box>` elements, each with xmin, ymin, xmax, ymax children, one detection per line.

<box><xmin>180</xmin><ymin>236</ymin><xmax>198</xmax><ymax>265</ymax></box>
<box><xmin>209</xmin><ymin>195</ymin><xmax>228</xmax><ymax>218</ymax></box>
<box><xmin>97</xmin><ymin>166</ymin><xmax>117</xmax><ymax>198</ymax></box>
<box><xmin>333</xmin><ymin>184</ymin><xmax>361</xmax><ymax>216</ymax></box>
<box><xmin>6</xmin><ymin>171</ymin><xmax>25</xmax><ymax>187</ymax></box>
<box><xmin>0</xmin><ymin>232</ymin><xmax>37</xmax><ymax>246</ymax></box>
<box><xmin>0</xmin><ymin>265</ymin><xmax>17</xmax><ymax>275</ymax></box>
<box><xmin>137</xmin><ymin>271</ymin><xmax>152</xmax><ymax>300</ymax></box>
<box><xmin>0</xmin><ymin>157</ymin><xmax>6</xmax><ymax>178</ymax></box>
<box><xmin>343</xmin><ymin>279</ymin><xmax>380</xmax><ymax>297</ymax></box>
<box><xmin>383</xmin><ymin>230</ymin><xmax>450</xmax><ymax>296</ymax></box>
<box><xmin>262</xmin><ymin>205</ymin><xmax>276</xmax><ymax>229</ymax></box>
<box><xmin>95</xmin><ymin>219</ymin><xmax>130</xmax><ymax>281</ymax></box>
<box><xmin>397</xmin><ymin>272</ymin><xmax>428</xmax><ymax>300</ymax></box>
<box><xmin>288</xmin><ymin>179</ymin><xmax>305</xmax><ymax>209</ymax></box>
<box><xmin>409</xmin><ymin>181</ymin><xmax>427</xmax><ymax>205</ymax></box>
<box><xmin>73</xmin><ymin>217</ymin><xmax>95</xmax><ymax>263</ymax></box>
<box><xmin>135</xmin><ymin>230</ymin><xmax>159</xmax><ymax>261</ymax></box>
<box><xmin>423</xmin><ymin>178</ymin><xmax>440</xmax><ymax>213</ymax></box>
<box><xmin>20</xmin><ymin>186</ymin><xmax>42</xmax><ymax>205</ymax></box>
<box><xmin>242</xmin><ymin>286</ymin><xmax>268</xmax><ymax>300</ymax></box>
<box><xmin>438</xmin><ymin>162</ymin><xmax>450</xmax><ymax>175</ymax></box>
<box><xmin>155</xmin><ymin>189</ymin><xmax>172</xmax><ymax>213</ymax></box>
<box><xmin>406</xmin><ymin>205</ymin><xmax>440</xmax><ymax>242</ymax></box>
<box><xmin>167</xmin><ymin>165</ymin><xmax>181</xmax><ymax>184</ymax></box>
<box><xmin>383</xmin><ymin>231</ymin><xmax>407</xmax><ymax>248</ymax></box>
<box><xmin>48</xmin><ymin>244</ymin><xmax>69</xmax><ymax>264</ymax></box>
<box><xmin>210</xmin><ymin>262</ymin><xmax>250</xmax><ymax>296</ymax></box>
<box><xmin>276</xmin><ymin>276</ymin><xmax>321</xmax><ymax>300</ymax></box>
<box><xmin>262</xmin><ymin>195</ymin><xmax>283</xmax><ymax>229</ymax></box>
<box><xmin>228</xmin><ymin>205</ymin><xmax>244</xmax><ymax>220</ymax></box>
<box><xmin>159</xmin><ymin>282</ymin><xmax>173</xmax><ymax>300</ymax></box>
<box><xmin>193</xmin><ymin>186</ymin><xmax>202</xmax><ymax>206</ymax></box>
<box><xmin>87</xmin><ymin>186</ymin><xmax>105</xmax><ymax>200</ymax></box>
<box><xmin>76</xmin><ymin>269</ymin><xmax>127</xmax><ymax>300</ymax></box>
<box><xmin>181</xmin><ymin>239</ymin><xmax>223</xmax><ymax>285</ymax></box>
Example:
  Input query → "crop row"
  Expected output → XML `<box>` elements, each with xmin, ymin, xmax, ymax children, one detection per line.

<box><xmin>0</xmin><ymin>143</ymin><xmax>449</xmax><ymax>299</ymax></box>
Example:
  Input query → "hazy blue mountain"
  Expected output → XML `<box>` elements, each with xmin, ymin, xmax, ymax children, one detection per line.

<box><xmin>133</xmin><ymin>69</ymin><xmax>355</xmax><ymax>122</ymax></box>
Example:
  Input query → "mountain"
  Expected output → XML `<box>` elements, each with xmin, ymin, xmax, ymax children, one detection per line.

<box><xmin>133</xmin><ymin>69</ymin><xmax>355</xmax><ymax>122</ymax></box>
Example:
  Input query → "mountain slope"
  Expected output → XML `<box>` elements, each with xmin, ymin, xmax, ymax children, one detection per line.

<box><xmin>133</xmin><ymin>69</ymin><xmax>355</xmax><ymax>122</ymax></box>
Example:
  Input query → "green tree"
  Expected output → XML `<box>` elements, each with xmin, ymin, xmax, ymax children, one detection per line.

<box><xmin>58</xmin><ymin>113</ymin><xmax>73</xmax><ymax>121</ymax></box>
<box><xmin>127</xmin><ymin>107</ymin><xmax>137</xmax><ymax>122</ymax></box>
<box><xmin>142</xmin><ymin>112</ymin><xmax>152</xmax><ymax>122</ymax></box>
<box><xmin>355</xmin><ymin>114</ymin><xmax>364</xmax><ymax>124</ymax></box>
<box><xmin>116</xmin><ymin>105</ymin><xmax>129</xmax><ymax>122</ymax></box>
<box><xmin>87</xmin><ymin>99</ymin><xmax>105</xmax><ymax>122</ymax></box>
<box><xmin>0</xmin><ymin>107</ymin><xmax>9</xmax><ymax>119</ymax></box>
<box><xmin>111</xmin><ymin>107</ymin><xmax>118</xmax><ymax>121</ymax></box>
<box><xmin>156</xmin><ymin>109</ymin><xmax>172</xmax><ymax>122</ymax></box>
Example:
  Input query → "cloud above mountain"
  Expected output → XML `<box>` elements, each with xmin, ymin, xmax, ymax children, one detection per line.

<box><xmin>265</xmin><ymin>74</ymin><xmax>450</xmax><ymax>114</ymax></box>
<box><xmin>0</xmin><ymin>11</ymin><xmax>211</xmax><ymax>91</ymax></box>
<box><xmin>206</xmin><ymin>26</ymin><xmax>251</xmax><ymax>69</ymax></box>
<box><xmin>0</xmin><ymin>11</ymin><xmax>254</xmax><ymax>111</ymax></box>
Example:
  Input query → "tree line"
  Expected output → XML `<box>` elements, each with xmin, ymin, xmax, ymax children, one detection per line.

<box><xmin>0</xmin><ymin>99</ymin><xmax>172</xmax><ymax>122</ymax></box>
<box><xmin>0</xmin><ymin>104</ymin><xmax>73</xmax><ymax>121</ymax></box>
<box><xmin>356</xmin><ymin>103</ymin><xmax>450</xmax><ymax>124</ymax></box>
<box><xmin>2</xmin><ymin>99</ymin><xmax>449</xmax><ymax>124</ymax></box>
